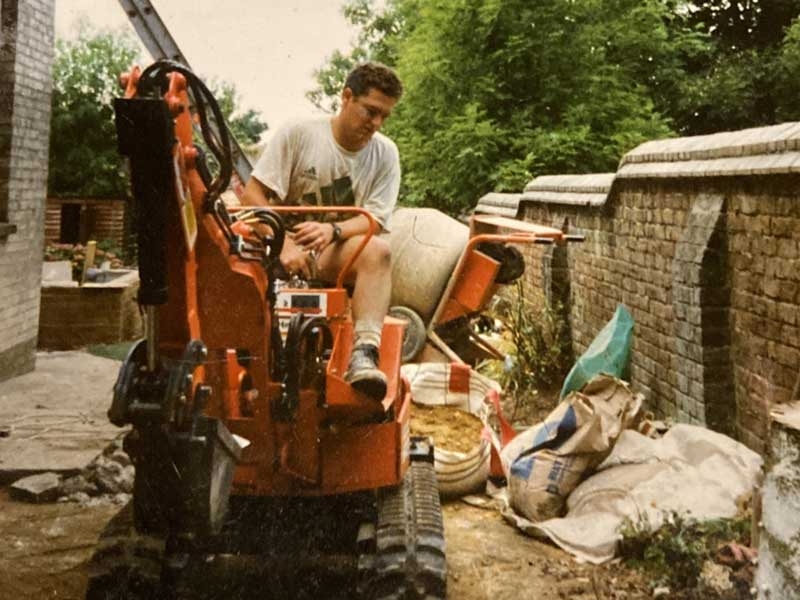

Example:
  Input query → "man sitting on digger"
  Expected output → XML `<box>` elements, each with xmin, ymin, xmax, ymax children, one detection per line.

<box><xmin>242</xmin><ymin>62</ymin><xmax>403</xmax><ymax>402</ymax></box>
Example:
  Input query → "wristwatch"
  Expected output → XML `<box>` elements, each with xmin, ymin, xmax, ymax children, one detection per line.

<box><xmin>330</xmin><ymin>222</ymin><xmax>342</xmax><ymax>243</ymax></box>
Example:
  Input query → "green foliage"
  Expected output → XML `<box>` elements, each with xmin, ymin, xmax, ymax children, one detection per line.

<box><xmin>86</xmin><ymin>341</ymin><xmax>136</xmax><ymax>361</ymax></box>
<box><xmin>43</xmin><ymin>239</ymin><xmax>126</xmax><ymax>281</ymax></box>
<box><xmin>686</xmin><ymin>0</ymin><xmax>800</xmax><ymax>49</ymax></box>
<box><xmin>49</xmin><ymin>26</ymin><xmax>141</xmax><ymax>197</ymax></box>
<box><xmin>49</xmin><ymin>25</ymin><xmax>267</xmax><ymax>199</ymax></box>
<box><xmin>619</xmin><ymin>511</ymin><xmax>751</xmax><ymax>591</ymax></box>
<box><xmin>388</xmin><ymin>0</ymin><xmax>681</xmax><ymax>213</ymax></box>
<box><xmin>481</xmin><ymin>282</ymin><xmax>573</xmax><ymax>417</ymax></box>
<box><xmin>307</xmin><ymin>0</ymin><xmax>412</xmax><ymax>112</ymax></box>
<box><xmin>207</xmin><ymin>79</ymin><xmax>268</xmax><ymax>145</ymax></box>
<box><xmin>773</xmin><ymin>18</ymin><xmax>800</xmax><ymax>121</ymax></box>
<box><xmin>314</xmin><ymin>0</ymin><xmax>676</xmax><ymax>214</ymax></box>
<box><xmin>661</xmin><ymin>0</ymin><xmax>800</xmax><ymax>135</ymax></box>
<box><xmin>311</xmin><ymin>0</ymin><xmax>800</xmax><ymax>216</ymax></box>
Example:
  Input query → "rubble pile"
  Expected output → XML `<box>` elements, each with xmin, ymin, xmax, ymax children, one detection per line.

<box><xmin>10</xmin><ymin>436</ymin><xmax>133</xmax><ymax>506</ymax></box>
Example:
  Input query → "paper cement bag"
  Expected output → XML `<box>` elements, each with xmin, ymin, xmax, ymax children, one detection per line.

<box><xmin>502</xmin><ymin>374</ymin><xmax>642</xmax><ymax>522</ymax></box>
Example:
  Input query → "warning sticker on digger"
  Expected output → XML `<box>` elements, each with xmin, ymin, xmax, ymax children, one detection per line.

<box><xmin>173</xmin><ymin>155</ymin><xmax>197</xmax><ymax>251</ymax></box>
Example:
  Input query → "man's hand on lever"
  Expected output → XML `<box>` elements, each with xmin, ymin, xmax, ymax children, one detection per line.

<box><xmin>292</xmin><ymin>220</ymin><xmax>335</xmax><ymax>254</ymax></box>
<box><xmin>280</xmin><ymin>235</ymin><xmax>314</xmax><ymax>279</ymax></box>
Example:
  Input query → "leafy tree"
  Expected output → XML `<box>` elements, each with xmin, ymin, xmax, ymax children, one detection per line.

<box><xmin>386</xmin><ymin>0</ymin><xmax>674</xmax><ymax>212</ymax></box>
<box><xmin>685</xmin><ymin>0</ymin><xmax>800</xmax><ymax>49</ymax></box>
<box><xmin>209</xmin><ymin>79</ymin><xmax>268</xmax><ymax>145</ymax></box>
<box><xmin>49</xmin><ymin>26</ymin><xmax>267</xmax><ymax>198</ymax></box>
<box><xmin>48</xmin><ymin>27</ymin><xmax>141</xmax><ymax>197</ymax></box>
<box><xmin>774</xmin><ymin>17</ymin><xmax>800</xmax><ymax>121</ymax></box>
<box><xmin>663</xmin><ymin>0</ymin><xmax>800</xmax><ymax>134</ymax></box>
<box><xmin>307</xmin><ymin>0</ymin><xmax>412</xmax><ymax>112</ymax></box>
<box><xmin>313</xmin><ymin>0</ymin><xmax>800</xmax><ymax>216</ymax></box>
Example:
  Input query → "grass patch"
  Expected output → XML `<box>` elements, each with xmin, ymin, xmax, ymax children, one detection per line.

<box><xmin>86</xmin><ymin>341</ymin><xmax>137</xmax><ymax>361</ymax></box>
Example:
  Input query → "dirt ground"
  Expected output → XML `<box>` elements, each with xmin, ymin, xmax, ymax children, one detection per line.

<box><xmin>0</xmin><ymin>483</ymin><xmax>655</xmax><ymax>600</ymax></box>
<box><xmin>0</xmin><ymin>353</ymin><xmax>740</xmax><ymax>599</ymax></box>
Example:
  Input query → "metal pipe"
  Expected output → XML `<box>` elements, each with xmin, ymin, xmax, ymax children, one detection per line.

<box><xmin>145</xmin><ymin>306</ymin><xmax>158</xmax><ymax>371</ymax></box>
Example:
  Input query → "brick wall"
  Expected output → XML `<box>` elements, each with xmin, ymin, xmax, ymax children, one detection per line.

<box><xmin>0</xmin><ymin>0</ymin><xmax>54</xmax><ymax>381</ymax></box>
<box><xmin>38</xmin><ymin>274</ymin><xmax>143</xmax><ymax>350</ymax></box>
<box><xmin>44</xmin><ymin>198</ymin><xmax>127</xmax><ymax>246</ymax></box>
<box><xmin>479</xmin><ymin>124</ymin><xmax>800</xmax><ymax>454</ymax></box>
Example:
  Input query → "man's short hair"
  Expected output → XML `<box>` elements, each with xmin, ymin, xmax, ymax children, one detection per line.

<box><xmin>345</xmin><ymin>62</ymin><xmax>403</xmax><ymax>100</ymax></box>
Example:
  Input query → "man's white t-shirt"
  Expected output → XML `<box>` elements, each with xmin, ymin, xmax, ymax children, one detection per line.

<box><xmin>251</xmin><ymin>117</ymin><xmax>400</xmax><ymax>231</ymax></box>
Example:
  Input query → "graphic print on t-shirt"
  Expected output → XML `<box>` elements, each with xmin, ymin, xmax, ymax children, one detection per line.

<box><xmin>311</xmin><ymin>175</ymin><xmax>354</xmax><ymax>208</ymax></box>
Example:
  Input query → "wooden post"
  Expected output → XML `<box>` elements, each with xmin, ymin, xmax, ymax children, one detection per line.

<box><xmin>80</xmin><ymin>240</ymin><xmax>97</xmax><ymax>286</ymax></box>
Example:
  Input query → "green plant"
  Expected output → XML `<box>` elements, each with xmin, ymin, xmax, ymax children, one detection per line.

<box><xmin>43</xmin><ymin>239</ymin><xmax>128</xmax><ymax>281</ymax></box>
<box><xmin>618</xmin><ymin>511</ymin><xmax>751</xmax><ymax>591</ymax></box>
<box><xmin>480</xmin><ymin>281</ymin><xmax>573</xmax><ymax>418</ymax></box>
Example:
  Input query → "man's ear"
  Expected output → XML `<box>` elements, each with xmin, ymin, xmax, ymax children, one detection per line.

<box><xmin>341</xmin><ymin>87</ymin><xmax>354</xmax><ymax>105</ymax></box>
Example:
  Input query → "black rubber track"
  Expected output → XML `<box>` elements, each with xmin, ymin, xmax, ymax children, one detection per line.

<box><xmin>358</xmin><ymin>460</ymin><xmax>447</xmax><ymax>600</ymax></box>
<box><xmin>86</xmin><ymin>464</ymin><xmax>446</xmax><ymax>599</ymax></box>
<box><xmin>84</xmin><ymin>504</ymin><xmax>166</xmax><ymax>600</ymax></box>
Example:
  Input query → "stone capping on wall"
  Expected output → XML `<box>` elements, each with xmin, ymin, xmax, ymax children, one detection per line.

<box><xmin>521</xmin><ymin>173</ymin><xmax>615</xmax><ymax>207</ymax></box>
<box><xmin>499</xmin><ymin>121</ymin><xmax>800</xmax><ymax>213</ymax></box>
<box><xmin>618</xmin><ymin>121</ymin><xmax>800</xmax><ymax>179</ymax></box>
<box><xmin>473</xmin><ymin>192</ymin><xmax>521</xmax><ymax>217</ymax></box>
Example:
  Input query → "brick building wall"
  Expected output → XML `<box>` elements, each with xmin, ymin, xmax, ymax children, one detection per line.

<box><xmin>44</xmin><ymin>197</ymin><xmax>126</xmax><ymax>247</ymax></box>
<box><xmin>479</xmin><ymin>124</ymin><xmax>800</xmax><ymax>454</ymax></box>
<box><xmin>0</xmin><ymin>0</ymin><xmax>54</xmax><ymax>381</ymax></box>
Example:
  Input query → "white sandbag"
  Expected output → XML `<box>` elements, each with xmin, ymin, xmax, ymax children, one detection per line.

<box><xmin>502</xmin><ymin>424</ymin><xmax>763</xmax><ymax>564</ymax></box>
<box><xmin>402</xmin><ymin>362</ymin><xmax>500</xmax><ymax>498</ymax></box>
<box><xmin>502</xmin><ymin>374</ymin><xmax>642</xmax><ymax>522</ymax></box>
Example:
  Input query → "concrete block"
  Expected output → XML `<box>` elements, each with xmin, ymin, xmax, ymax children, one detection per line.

<box><xmin>10</xmin><ymin>471</ymin><xmax>61</xmax><ymax>502</ymax></box>
<box><xmin>41</xmin><ymin>260</ymin><xmax>72</xmax><ymax>282</ymax></box>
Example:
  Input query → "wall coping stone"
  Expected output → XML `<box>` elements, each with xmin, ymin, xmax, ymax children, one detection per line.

<box><xmin>524</xmin><ymin>173</ymin><xmax>616</xmax><ymax>193</ymax></box>
<box><xmin>619</xmin><ymin>121</ymin><xmax>800</xmax><ymax>178</ymax></box>
<box><xmin>474</xmin><ymin>122</ymin><xmax>800</xmax><ymax>214</ymax></box>
<box><xmin>771</xmin><ymin>401</ymin><xmax>800</xmax><ymax>431</ymax></box>
<box><xmin>473</xmin><ymin>192</ymin><xmax>521</xmax><ymax>217</ymax></box>
<box><xmin>519</xmin><ymin>173</ymin><xmax>615</xmax><ymax>208</ymax></box>
<box><xmin>41</xmin><ymin>269</ymin><xmax>139</xmax><ymax>290</ymax></box>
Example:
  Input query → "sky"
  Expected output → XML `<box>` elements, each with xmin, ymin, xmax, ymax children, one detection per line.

<box><xmin>54</xmin><ymin>0</ymin><xmax>360</xmax><ymax>137</ymax></box>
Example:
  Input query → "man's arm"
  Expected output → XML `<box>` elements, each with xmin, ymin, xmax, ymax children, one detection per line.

<box><xmin>241</xmin><ymin>177</ymin><xmax>276</xmax><ymax>207</ymax></box>
<box><xmin>241</xmin><ymin>176</ymin><xmax>315</xmax><ymax>277</ymax></box>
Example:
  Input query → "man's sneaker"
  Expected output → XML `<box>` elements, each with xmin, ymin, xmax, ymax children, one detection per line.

<box><xmin>345</xmin><ymin>344</ymin><xmax>387</xmax><ymax>401</ymax></box>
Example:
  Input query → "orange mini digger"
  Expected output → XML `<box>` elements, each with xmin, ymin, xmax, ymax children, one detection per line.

<box><xmin>85</xmin><ymin>60</ymin><xmax>445</xmax><ymax>599</ymax></box>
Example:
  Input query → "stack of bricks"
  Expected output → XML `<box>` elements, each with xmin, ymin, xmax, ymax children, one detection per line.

<box><xmin>0</xmin><ymin>0</ymin><xmax>55</xmax><ymax>381</ymax></box>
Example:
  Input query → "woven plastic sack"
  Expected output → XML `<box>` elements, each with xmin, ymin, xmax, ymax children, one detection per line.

<box><xmin>402</xmin><ymin>362</ymin><xmax>500</xmax><ymax>498</ymax></box>
<box><xmin>560</xmin><ymin>304</ymin><xmax>634</xmax><ymax>398</ymax></box>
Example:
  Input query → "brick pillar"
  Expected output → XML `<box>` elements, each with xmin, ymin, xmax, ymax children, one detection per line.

<box><xmin>757</xmin><ymin>405</ymin><xmax>800</xmax><ymax>598</ymax></box>
<box><xmin>541</xmin><ymin>218</ymin><xmax>574</xmax><ymax>368</ymax></box>
<box><xmin>0</xmin><ymin>0</ymin><xmax>54</xmax><ymax>381</ymax></box>
<box><xmin>671</xmin><ymin>194</ymin><xmax>734</xmax><ymax>434</ymax></box>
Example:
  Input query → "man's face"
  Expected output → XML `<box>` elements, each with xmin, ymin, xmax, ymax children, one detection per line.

<box><xmin>339</xmin><ymin>87</ymin><xmax>397</xmax><ymax>148</ymax></box>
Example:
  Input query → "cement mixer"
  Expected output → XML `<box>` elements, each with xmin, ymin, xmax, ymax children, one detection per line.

<box><xmin>387</xmin><ymin>207</ymin><xmax>569</xmax><ymax>363</ymax></box>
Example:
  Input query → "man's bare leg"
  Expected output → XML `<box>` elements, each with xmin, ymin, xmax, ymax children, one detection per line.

<box><xmin>317</xmin><ymin>235</ymin><xmax>392</xmax><ymax>400</ymax></box>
